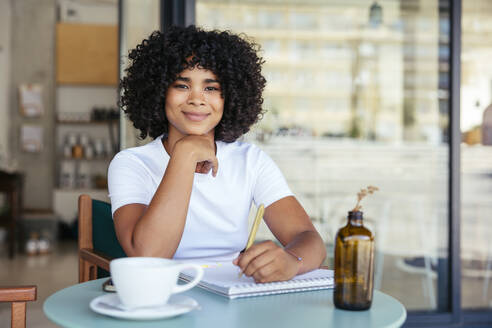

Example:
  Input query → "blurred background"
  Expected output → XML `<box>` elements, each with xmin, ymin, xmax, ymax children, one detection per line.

<box><xmin>0</xmin><ymin>0</ymin><xmax>491</xmax><ymax>326</ymax></box>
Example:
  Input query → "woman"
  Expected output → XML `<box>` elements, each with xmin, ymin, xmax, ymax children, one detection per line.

<box><xmin>109</xmin><ymin>25</ymin><xmax>326</xmax><ymax>283</ymax></box>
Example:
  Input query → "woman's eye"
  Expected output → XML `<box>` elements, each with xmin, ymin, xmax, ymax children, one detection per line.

<box><xmin>205</xmin><ymin>86</ymin><xmax>220</xmax><ymax>91</ymax></box>
<box><xmin>174</xmin><ymin>84</ymin><xmax>188</xmax><ymax>89</ymax></box>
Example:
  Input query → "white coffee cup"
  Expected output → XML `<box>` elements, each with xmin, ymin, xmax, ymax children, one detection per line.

<box><xmin>110</xmin><ymin>257</ymin><xmax>204</xmax><ymax>309</ymax></box>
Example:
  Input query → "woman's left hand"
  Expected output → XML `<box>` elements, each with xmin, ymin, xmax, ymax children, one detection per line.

<box><xmin>233</xmin><ymin>241</ymin><xmax>301</xmax><ymax>283</ymax></box>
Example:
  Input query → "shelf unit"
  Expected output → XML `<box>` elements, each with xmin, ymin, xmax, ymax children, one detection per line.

<box><xmin>54</xmin><ymin>23</ymin><xmax>119</xmax><ymax>222</ymax></box>
<box><xmin>56</xmin><ymin>119</ymin><xmax>118</xmax><ymax>195</ymax></box>
<box><xmin>54</xmin><ymin>112</ymin><xmax>117</xmax><ymax>223</ymax></box>
<box><xmin>55</xmin><ymin>119</ymin><xmax>117</xmax><ymax>192</ymax></box>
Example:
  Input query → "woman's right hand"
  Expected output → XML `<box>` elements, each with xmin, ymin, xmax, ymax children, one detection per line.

<box><xmin>172</xmin><ymin>135</ymin><xmax>218</xmax><ymax>177</ymax></box>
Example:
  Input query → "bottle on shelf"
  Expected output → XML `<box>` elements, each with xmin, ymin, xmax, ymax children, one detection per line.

<box><xmin>64</xmin><ymin>133</ymin><xmax>77</xmax><ymax>158</ymax></box>
<box><xmin>79</xmin><ymin>133</ymin><xmax>95</xmax><ymax>160</ymax></box>
<box><xmin>76</xmin><ymin>162</ymin><xmax>91</xmax><ymax>189</ymax></box>
<box><xmin>94</xmin><ymin>138</ymin><xmax>104</xmax><ymax>158</ymax></box>
<box><xmin>59</xmin><ymin>162</ymin><xmax>75</xmax><ymax>189</ymax></box>
<box><xmin>71</xmin><ymin>134</ymin><xmax>84</xmax><ymax>159</ymax></box>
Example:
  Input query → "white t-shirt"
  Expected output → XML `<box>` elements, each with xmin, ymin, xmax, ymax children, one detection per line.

<box><xmin>107</xmin><ymin>135</ymin><xmax>293</xmax><ymax>259</ymax></box>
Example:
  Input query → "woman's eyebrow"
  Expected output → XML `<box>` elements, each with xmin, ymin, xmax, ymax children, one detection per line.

<box><xmin>204</xmin><ymin>78</ymin><xmax>220</xmax><ymax>83</ymax></box>
<box><xmin>175</xmin><ymin>76</ymin><xmax>219</xmax><ymax>83</ymax></box>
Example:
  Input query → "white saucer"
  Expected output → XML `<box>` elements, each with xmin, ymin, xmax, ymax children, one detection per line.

<box><xmin>90</xmin><ymin>293</ymin><xmax>200</xmax><ymax>320</ymax></box>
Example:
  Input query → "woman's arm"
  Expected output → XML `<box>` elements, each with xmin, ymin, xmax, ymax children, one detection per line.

<box><xmin>113</xmin><ymin>135</ymin><xmax>218</xmax><ymax>258</ymax></box>
<box><xmin>234</xmin><ymin>196</ymin><xmax>326</xmax><ymax>283</ymax></box>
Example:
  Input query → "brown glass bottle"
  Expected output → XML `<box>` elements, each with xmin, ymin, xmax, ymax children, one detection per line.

<box><xmin>334</xmin><ymin>211</ymin><xmax>375</xmax><ymax>310</ymax></box>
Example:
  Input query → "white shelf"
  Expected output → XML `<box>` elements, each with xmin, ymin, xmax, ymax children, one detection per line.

<box><xmin>53</xmin><ymin>188</ymin><xmax>110</xmax><ymax>223</ymax></box>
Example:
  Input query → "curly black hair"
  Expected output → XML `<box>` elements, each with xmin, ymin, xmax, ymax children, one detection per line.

<box><xmin>120</xmin><ymin>25</ymin><xmax>266</xmax><ymax>142</ymax></box>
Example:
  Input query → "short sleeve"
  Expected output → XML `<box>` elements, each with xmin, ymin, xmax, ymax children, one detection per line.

<box><xmin>252</xmin><ymin>147</ymin><xmax>294</xmax><ymax>208</ymax></box>
<box><xmin>107</xmin><ymin>152</ymin><xmax>153</xmax><ymax>216</ymax></box>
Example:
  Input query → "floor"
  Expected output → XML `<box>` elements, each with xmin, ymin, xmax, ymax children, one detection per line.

<box><xmin>1</xmin><ymin>241</ymin><xmax>491</xmax><ymax>327</ymax></box>
<box><xmin>0</xmin><ymin>241</ymin><xmax>78</xmax><ymax>328</ymax></box>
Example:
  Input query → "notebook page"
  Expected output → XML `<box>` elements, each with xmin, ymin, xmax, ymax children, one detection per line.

<box><xmin>181</xmin><ymin>262</ymin><xmax>333</xmax><ymax>289</ymax></box>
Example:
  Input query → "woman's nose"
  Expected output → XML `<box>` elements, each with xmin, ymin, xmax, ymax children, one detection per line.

<box><xmin>187</xmin><ymin>88</ymin><xmax>205</xmax><ymax>106</ymax></box>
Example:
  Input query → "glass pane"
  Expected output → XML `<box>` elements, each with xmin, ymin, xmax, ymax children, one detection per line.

<box><xmin>461</xmin><ymin>0</ymin><xmax>492</xmax><ymax>310</ymax></box>
<box><xmin>197</xmin><ymin>0</ymin><xmax>450</xmax><ymax>311</ymax></box>
<box><xmin>119</xmin><ymin>0</ymin><xmax>160</xmax><ymax>149</ymax></box>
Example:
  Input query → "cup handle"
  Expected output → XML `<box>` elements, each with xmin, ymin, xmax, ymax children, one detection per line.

<box><xmin>172</xmin><ymin>264</ymin><xmax>204</xmax><ymax>294</ymax></box>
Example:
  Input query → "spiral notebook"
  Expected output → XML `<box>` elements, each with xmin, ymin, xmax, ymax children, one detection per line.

<box><xmin>179</xmin><ymin>262</ymin><xmax>334</xmax><ymax>299</ymax></box>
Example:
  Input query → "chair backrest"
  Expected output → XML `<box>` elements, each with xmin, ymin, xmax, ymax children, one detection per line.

<box><xmin>91</xmin><ymin>199</ymin><xmax>127</xmax><ymax>258</ymax></box>
<box><xmin>78</xmin><ymin>194</ymin><xmax>126</xmax><ymax>282</ymax></box>
<box><xmin>0</xmin><ymin>285</ymin><xmax>36</xmax><ymax>328</ymax></box>
<box><xmin>92</xmin><ymin>198</ymin><xmax>127</xmax><ymax>277</ymax></box>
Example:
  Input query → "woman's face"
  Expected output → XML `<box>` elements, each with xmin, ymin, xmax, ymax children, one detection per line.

<box><xmin>165</xmin><ymin>67</ymin><xmax>224</xmax><ymax>140</ymax></box>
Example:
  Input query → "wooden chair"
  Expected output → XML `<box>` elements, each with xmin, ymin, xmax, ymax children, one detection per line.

<box><xmin>0</xmin><ymin>171</ymin><xmax>23</xmax><ymax>258</ymax></box>
<box><xmin>78</xmin><ymin>194</ymin><xmax>126</xmax><ymax>283</ymax></box>
<box><xmin>0</xmin><ymin>285</ymin><xmax>36</xmax><ymax>328</ymax></box>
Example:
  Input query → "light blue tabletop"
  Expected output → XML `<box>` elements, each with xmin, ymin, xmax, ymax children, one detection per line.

<box><xmin>44</xmin><ymin>278</ymin><xmax>406</xmax><ymax>328</ymax></box>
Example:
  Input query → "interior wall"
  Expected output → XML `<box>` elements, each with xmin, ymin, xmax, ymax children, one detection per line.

<box><xmin>5</xmin><ymin>0</ymin><xmax>117</xmax><ymax>211</ymax></box>
<box><xmin>9</xmin><ymin>0</ymin><xmax>56</xmax><ymax>209</ymax></box>
<box><xmin>58</xmin><ymin>0</ymin><xmax>117</xmax><ymax>25</ymax></box>
<box><xmin>0</xmin><ymin>0</ymin><xmax>12</xmax><ymax>165</ymax></box>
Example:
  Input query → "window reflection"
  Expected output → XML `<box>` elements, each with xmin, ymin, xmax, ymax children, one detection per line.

<box><xmin>461</xmin><ymin>0</ymin><xmax>492</xmax><ymax>310</ymax></box>
<box><xmin>119</xmin><ymin>0</ymin><xmax>160</xmax><ymax>149</ymax></box>
<box><xmin>197</xmin><ymin>0</ymin><xmax>450</xmax><ymax>311</ymax></box>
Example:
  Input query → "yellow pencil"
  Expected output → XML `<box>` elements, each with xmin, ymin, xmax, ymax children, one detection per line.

<box><xmin>238</xmin><ymin>204</ymin><xmax>264</xmax><ymax>278</ymax></box>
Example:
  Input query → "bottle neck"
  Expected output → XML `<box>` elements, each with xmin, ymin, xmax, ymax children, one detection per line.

<box><xmin>348</xmin><ymin>211</ymin><xmax>363</xmax><ymax>226</ymax></box>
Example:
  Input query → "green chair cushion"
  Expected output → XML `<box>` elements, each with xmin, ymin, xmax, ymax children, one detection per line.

<box><xmin>92</xmin><ymin>199</ymin><xmax>127</xmax><ymax>278</ymax></box>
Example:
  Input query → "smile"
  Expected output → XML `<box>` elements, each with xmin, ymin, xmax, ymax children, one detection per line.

<box><xmin>183</xmin><ymin>112</ymin><xmax>210</xmax><ymax>122</ymax></box>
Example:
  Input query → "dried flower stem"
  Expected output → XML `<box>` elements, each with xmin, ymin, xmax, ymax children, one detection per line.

<box><xmin>352</xmin><ymin>185</ymin><xmax>379</xmax><ymax>212</ymax></box>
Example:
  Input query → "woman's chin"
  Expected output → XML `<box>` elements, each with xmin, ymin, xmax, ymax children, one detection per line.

<box><xmin>168</xmin><ymin>124</ymin><xmax>215</xmax><ymax>138</ymax></box>
<box><xmin>184</xmin><ymin>128</ymin><xmax>214</xmax><ymax>137</ymax></box>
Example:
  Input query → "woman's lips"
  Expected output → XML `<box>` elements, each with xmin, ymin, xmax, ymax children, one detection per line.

<box><xmin>183</xmin><ymin>112</ymin><xmax>210</xmax><ymax>122</ymax></box>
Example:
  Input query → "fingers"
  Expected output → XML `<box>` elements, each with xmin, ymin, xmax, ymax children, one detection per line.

<box><xmin>195</xmin><ymin>162</ymin><xmax>204</xmax><ymax>173</ymax></box>
<box><xmin>203</xmin><ymin>162</ymin><xmax>211</xmax><ymax>173</ymax></box>
<box><xmin>195</xmin><ymin>160</ymin><xmax>218</xmax><ymax>176</ymax></box>
<box><xmin>235</xmin><ymin>241</ymin><xmax>278</xmax><ymax>278</ymax></box>
<box><xmin>195</xmin><ymin>135</ymin><xmax>218</xmax><ymax>176</ymax></box>
<box><xmin>244</xmin><ymin>252</ymin><xmax>276</xmax><ymax>281</ymax></box>
<box><xmin>204</xmin><ymin>136</ymin><xmax>218</xmax><ymax>177</ymax></box>
<box><xmin>196</xmin><ymin>161</ymin><xmax>207</xmax><ymax>174</ymax></box>
<box><xmin>234</xmin><ymin>241</ymin><xmax>301</xmax><ymax>283</ymax></box>
<box><xmin>211</xmin><ymin>157</ymin><xmax>218</xmax><ymax>177</ymax></box>
<box><xmin>178</xmin><ymin>136</ymin><xmax>218</xmax><ymax>177</ymax></box>
<box><xmin>236</xmin><ymin>241</ymin><xmax>274</xmax><ymax>269</ymax></box>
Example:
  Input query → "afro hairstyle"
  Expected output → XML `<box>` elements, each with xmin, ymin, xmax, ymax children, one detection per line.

<box><xmin>120</xmin><ymin>25</ymin><xmax>266</xmax><ymax>142</ymax></box>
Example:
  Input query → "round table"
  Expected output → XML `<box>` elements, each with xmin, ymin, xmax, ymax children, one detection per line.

<box><xmin>44</xmin><ymin>279</ymin><xmax>406</xmax><ymax>328</ymax></box>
